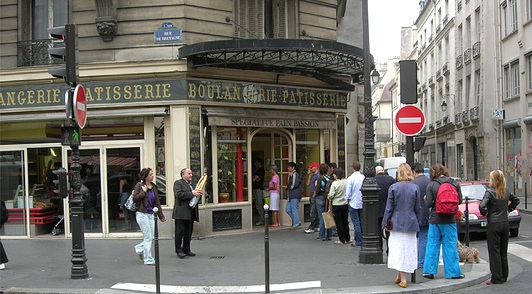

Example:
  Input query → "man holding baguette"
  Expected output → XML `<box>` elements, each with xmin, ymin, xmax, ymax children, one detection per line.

<box><xmin>173</xmin><ymin>168</ymin><xmax>203</xmax><ymax>259</ymax></box>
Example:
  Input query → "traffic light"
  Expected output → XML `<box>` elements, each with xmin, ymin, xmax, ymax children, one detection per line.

<box><xmin>48</xmin><ymin>24</ymin><xmax>77</xmax><ymax>86</ymax></box>
<box><xmin>52</xmin><ymin>167</ymin><xmax>69</xmax><ymax>198</ymax></box>
<box><xmin>399</xmin><ymin>60</ymin><xmax>418</xmax><ymax>104</ymax></box>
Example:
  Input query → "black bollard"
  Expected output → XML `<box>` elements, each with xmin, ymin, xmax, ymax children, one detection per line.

<box><xmin>153</xmin><ymin>207</ymin><xmax>161</xmax><ymax>294</ymax></box>
<box><xmin>464</xmin><ymin>197</ymin><xmax>470</xmax><ymax>247</ymax></box>
<box><xmin>264</xmin><ymin>204</ymin><xmax>270</xmax><ymax>293</ymax></box>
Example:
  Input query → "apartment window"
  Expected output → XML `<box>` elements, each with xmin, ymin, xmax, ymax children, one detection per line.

<box><xmin>527</xmin><ymin>0</ymin><xmax>532</xmax><ymax>21</ymax></box>
<box><xmin>233</xmin><ymin>0</ymin><xmax>293</xmax><ymax>39</ymax></box>
<box><xmin>501</xmin><ymin>0</ymin><xmax>518</xmax><ymax>36</ymax></box>
<box><xmin>526</xmin><ymin>53</ymin><xmax>532</xmax><ymax>91</ymax></box>
<box><xmin>18</xmin><ymin>0</ymin><xmax>68</xmax><ymax>67</ymax></box>
<box><xmin>474</xmin><ymin>70</ymin><xmax>481</xmax><ymax>105</ymax></box>
<box><xmin>503</xmin><ymin>61</ymin><xmax>520</xmax><ymax>98</ymax></box>
<box><xmin>465</xmin><ymin>75</ymin><xmax>471</xmax><ymax>109</ymax></box>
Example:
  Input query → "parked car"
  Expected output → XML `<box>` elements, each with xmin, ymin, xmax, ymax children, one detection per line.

<box><xmin>457</xmin><ymin>181</ymin><xmax>521</xmax><ymax>237</ymax></box>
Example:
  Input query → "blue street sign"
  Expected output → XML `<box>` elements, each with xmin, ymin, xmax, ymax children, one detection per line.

<box><xmin>154</xmin><ymin>27</ymin><xmax>182</xmax><ymax>44</ymax></box>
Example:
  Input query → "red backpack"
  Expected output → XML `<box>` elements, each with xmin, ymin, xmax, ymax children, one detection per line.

<box><xmin>435</xmin><ymin>178</ymin><xmax>459</xmax><ymax>215</ymax></box>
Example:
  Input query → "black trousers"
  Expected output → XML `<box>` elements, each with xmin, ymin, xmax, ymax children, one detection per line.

<box><xmin>486</xmin><ymin>221</ymin><xmax>509</xmax><ymax>284</ymax></box>
<box><xmin>174</xmin><ymin>219</ymin><xmax>194</xmax><ymax>254</ymax></box>
<box><xmin>0</xmin><ymin>239</ymin><xmax>8</xmax><ymax>264</ymax></box>
<box><xmin>332</xmin><ymin>205</ymin><xmax>350</xmax><ymax>243</ymax></box>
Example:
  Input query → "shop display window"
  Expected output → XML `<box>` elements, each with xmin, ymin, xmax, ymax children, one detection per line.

<box><xmin>295</xmin><ymin>130</ymin><xmax>320</xmax><ymax>197</ymax></box>
<box><xmin>216</xmin><ymin>127</ymin><xmax>247</xmax><ymax>203</ymax></box>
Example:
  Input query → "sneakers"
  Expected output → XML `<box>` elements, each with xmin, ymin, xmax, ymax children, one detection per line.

<box><xmin>422</xmin><ymin>273</ymin><xmax>434</xmax><ymax>279</ymax></box>
<box><xmin>304</xmin><ymin>228</ymin><xmax>315</xmax><ymax>234</ymax></box>
<box><xmin>0</xmin><ymin>263</ymin><xmax>5</xmax><ymax>270</ymax></box>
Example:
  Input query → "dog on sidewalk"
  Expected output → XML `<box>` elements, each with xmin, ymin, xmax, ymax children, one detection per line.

<box><xmin>457</xmin><ymin>241</ymin><xmax>480</xmax><ymax>263</ymax></box>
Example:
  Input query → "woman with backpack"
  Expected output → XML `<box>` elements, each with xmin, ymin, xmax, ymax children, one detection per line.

<box><xmin>422</xmin><ymin>163</ymin><xmax>464</xmax><ymax>280</ymax></box>
<box><xmin>479</xmin><ymin>170</ymin><xmax>519</xmax><ymax>285</ymax></box>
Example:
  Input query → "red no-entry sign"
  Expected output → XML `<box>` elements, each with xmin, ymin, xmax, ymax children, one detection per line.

<box><xmin>395</xmin><ymin>105</ymin><xmax>425</xmax><ymax>136</ymax></box>
<box><xmin>73</xmin><ymin>84</ymin><xmax>87</xmax><ymax>129</ymax></box>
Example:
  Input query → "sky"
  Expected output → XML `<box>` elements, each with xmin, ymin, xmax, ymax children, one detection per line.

<box><xmin>368</xmin><ymin>0</ymin><xmax>421</xmax><ymax>64</ymax></box>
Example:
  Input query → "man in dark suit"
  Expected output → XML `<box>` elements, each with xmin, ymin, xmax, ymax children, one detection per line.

<box><xmin>412</xmin><ymin>163</ymin><xmax>431</xmax><ymax>269</ymax></box>
<box><xmin>173</xmin><ymin>168</ymin><xmax>203</xmax><ymax>259</ymax></box>
<box><xmin>376</xmin><ymin>165</ymin><xmax>396</xmax><ymax>254</ymax></box>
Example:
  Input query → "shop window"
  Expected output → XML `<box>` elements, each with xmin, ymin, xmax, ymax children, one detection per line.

<box><xmin>295</xmin><ymin>129</ymin><xmax>320</xmax><ymax>197</ymax></box>
<box><xmin>18</xmin><ymin>0</ymin><xmax>68</xmax><ymax>67</ymax></box>
<box><xmin>216</xmin><ymin>127</ymin><xmax>247</xmax><ymax>203</ymax></box>
<box><xmin>0</xmin><ymin>150</ymin><xmax>27</xmax><ymax>236</ymax></box>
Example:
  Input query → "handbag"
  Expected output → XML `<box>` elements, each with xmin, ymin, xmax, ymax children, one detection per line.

<box><xmin>322</xmin><ymin>199</ymin><xmax>336</xmax><ymax>229</ymax></box>
<box><xmin>124</xmin><ymin>193</ymin><xmax>138</xmax><ymax>212</ymax></box>
<box><xmin>384</xmin><ymin>218</ymin><xmax>393</xmax><ymax>232</ymax></box>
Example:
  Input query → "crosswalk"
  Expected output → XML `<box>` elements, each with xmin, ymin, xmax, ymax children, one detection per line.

<box><xmin>508</xmin><ymin>242</ymin><xmax>532</xmax><ymax>263</ymax></box>
<box><xmin>111</xmin><ymin>281</ymin><xmax>321</xmax><ymax>293</ymax></box>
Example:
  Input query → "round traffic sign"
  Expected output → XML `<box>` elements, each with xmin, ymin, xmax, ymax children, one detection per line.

<box><xmin>395</xmin><ymin>105</ymin><xmax>425</xmax><ymax>136</ymax></box>
<box><xmin>73</xmin><ymin>84</ymin><xmax>87</xmax><ymax>129</ymax></box>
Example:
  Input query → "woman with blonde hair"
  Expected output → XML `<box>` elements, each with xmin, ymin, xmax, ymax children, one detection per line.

<box><xmin>268</xmin><ymin>165</ymin><xmax>281</xmax><ymax>227</ymax></box>
<box><xmin>381</xmin><ymin>163</ymin><xmax>421</xmax><ymax>288</ymax></box>
<box><xmin>479</xmin><ymin>170</ymin><xmax>519</xmax><ymax>285</ymax></box>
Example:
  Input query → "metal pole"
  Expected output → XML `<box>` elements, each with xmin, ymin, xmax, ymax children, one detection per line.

<box><xmin>464</xmin><ymin>197</ymin><xmax>469</xmax><ymax>247</ymax></box>
<box><xmin>525</xmin><ymin>182</ymin><xmax>528</xmax><ymax>210</ymax></box>
<box><xmin>264</xmin><ymin>204</ymin><xmax>270</xmax><ymax>293</ymax></box>
<box><xmin>153</xmin><ymin>207</ymin><xmax>161</xmax><ymax>294</ymax></box>
<box><xmin>70</xmin><ymin>142</ymin><xmax>89</xmax><ymax>279</ymax></box>
<box><xmin>359</xmin><ymin>0</ymin><xmax>383</xmax><ymax>265</ymax></box>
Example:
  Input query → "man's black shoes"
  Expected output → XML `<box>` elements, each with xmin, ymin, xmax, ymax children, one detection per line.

<box><xmin>423</xmin><ymin>274</ymin><xmax>434</xmax><ymax>279</ymax></box>
<box><xmin>184</xmin><ymin>251</ymin><xmax>196</xmax><ymax>257</ymax></box>
<box><xmin>177</xmin><ymin>252</ymin><xmax>186</xmax><ymax>259</ymax></box>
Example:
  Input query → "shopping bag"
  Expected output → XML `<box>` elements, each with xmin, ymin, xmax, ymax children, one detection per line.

<box><xmin>322</xmin><ymin>210</ymin><xmax>336</xmax><ymax>229</ymax></box>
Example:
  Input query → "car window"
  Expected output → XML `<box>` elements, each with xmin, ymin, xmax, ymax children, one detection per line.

<box><xmin>460</xmin><ymin>184</ymin><xmax>486</xmax><ymax>201</ymax></box>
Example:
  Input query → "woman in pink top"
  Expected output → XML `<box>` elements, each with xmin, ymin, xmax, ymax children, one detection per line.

<box><xmin>268</xmin><ymin>165</ymin><xmax>281</xmax><ymax>227</ymax></box>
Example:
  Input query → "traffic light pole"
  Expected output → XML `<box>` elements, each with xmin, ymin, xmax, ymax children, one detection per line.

<box><xmin>69</xmin><ymin>113</ymin><xmax>89</xmax><ymax>279</ymax></box>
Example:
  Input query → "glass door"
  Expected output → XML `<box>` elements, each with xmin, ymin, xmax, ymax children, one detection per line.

<box><xmin>0</xmin><ymin>150</ymin><xmax>27</xmax><ymax>236</ymax></box>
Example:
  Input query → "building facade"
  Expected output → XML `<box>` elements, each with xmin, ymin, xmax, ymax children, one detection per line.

<box><xmin>0</xmin><ymin>0</ymin><xmax>369</xmax><ymax>238</ymax></box>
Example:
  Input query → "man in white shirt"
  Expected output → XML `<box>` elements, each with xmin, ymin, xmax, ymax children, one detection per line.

<box><xmin>345</xmin><ymin>161</ymin><xmax>365</xmax><ymax>246</ymax></box>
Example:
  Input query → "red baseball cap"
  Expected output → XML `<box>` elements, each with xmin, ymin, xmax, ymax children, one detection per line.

<box><xmin>308</xmin><ymin>162</ymin><xmax>319</xmax><ymax>169</ymax></box>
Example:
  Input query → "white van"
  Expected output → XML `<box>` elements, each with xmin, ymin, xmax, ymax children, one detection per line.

<box><xmin>376</xmin><ymin>157</ymin><xmax>406</xmax><ymax>179</ymax></box>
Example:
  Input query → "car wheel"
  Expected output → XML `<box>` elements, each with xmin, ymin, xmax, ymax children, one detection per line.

<box><xmin>510</xmin><ymin>228</ymin><xmax>519</xmax><ymax>237</ymax></box>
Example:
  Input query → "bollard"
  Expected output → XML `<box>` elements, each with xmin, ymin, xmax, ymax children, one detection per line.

<box><xmin>464</xmin><ymin>197</ymin><xmax>470</xmax><ymax>247</ymax></box>
<box><xmin>153</xmin><ymin>207</ymin><xmax>161</xmax><ymax>294</ymax></box>
<box><xmin>264</xmin><ymin>204</ymin><xmax>270</xmax><ymax>294</ymax></box>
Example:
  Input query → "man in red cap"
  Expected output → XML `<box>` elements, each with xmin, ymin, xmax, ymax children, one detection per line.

<box><xmin>305</xmin><ymin>162</ymin><xmax>321</xmax><ymax>234</ymax></box>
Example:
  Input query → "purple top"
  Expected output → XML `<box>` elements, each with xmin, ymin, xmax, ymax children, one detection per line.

<box><xmin>146</xmin><ymin>189</ymin><xmax>156</xmax><ymax>214</ymax></box>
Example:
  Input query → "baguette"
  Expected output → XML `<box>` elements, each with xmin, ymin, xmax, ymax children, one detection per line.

<box><xmin>195</xmin><ymin>174</ymin><xmax>208</xmax><ymax>191</ymax></box>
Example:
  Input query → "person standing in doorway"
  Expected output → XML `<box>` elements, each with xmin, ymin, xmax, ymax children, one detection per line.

<box><xmin>479</xmin><ymin>170</ymin><xmax>520</xmax><ymax>285</ymax></box>
<box><xmin>267</xmin><ymin>165</ymin><xmax>281</xmax><ymax>227</ymax></box>
<box><xmin>412</xmin><ymin>163</ymin><xmax>430</xmax><ymax>269</ymax></box>
<box><xmin>173</xmin><ymin>168</ymin><xmax>203</xmax><ymax>259</ymax></box>
<box><xmin>286</xmin><ymin>162</ymin><xmax>302</xmax><ymax>230</ymax></box>
<box><xmin>345</xmin><ymin>161</ymin><xmax>364</xmax><ymax>247</ymax></box>
<box><xmin>252</xmin><ymin>158</ymin><xmax>265</xmax><ymax>226</ymax></box>
<box><xmin>305</xmin><ymin>162</ymin><xmax>320</xmax><ymax>234</ymax></box>
<box><xmin>133</xmin><ymin>168</ymin><xmax>166</xmax><ymax>266</ymax></box>
<box><xmin>376</xmin><ymin>165</ymin><xmax>396</xmax><ymax>254</ymax></box>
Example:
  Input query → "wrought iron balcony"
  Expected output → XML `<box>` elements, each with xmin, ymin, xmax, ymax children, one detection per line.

<box><xmin>470</xmin><ymin>106</ymin><xmax>479</xmax><ymax>121</ymax></box>
<box><xmin>428</xmin><ymin>76</ymin><xmax>434</xmax><ymax>85</ymax></box>
<box><xmin>455</xmin><ymin>113</ymin><xmax>462</xmax><ymax>127</ymax></box>
<box><xmin>443</xmin><ymin>15</ymin><xmax>449</xmax><ymax>25</ymax></box>
<box><xmin>436</xmin><ymin>69</ymin><xmax>443</xmax><ymax>81</ymax></box>
<box><xmin>464</xmin><ymin>48</ymin><xmax>471</xmax><ymax>64</ymax></box>
<box><xmin>457</xmin><ymin>1</ymin><xmax>462</xmax><ymax>11</ymax></box>
<box><xmin>436</xmin><ymin>119</ymin><xmax>442</xmax><ymax>127</ymax></box>
<box><xmin>456</xmin><ymin>55</ymin><xmax>463</xmax><ymax>69</ymax></box>
<box><xmin>428</xmin><ymin>35</ymin><xmax>433</xmax><ymax>43</ymax></box>
<box><xmin>421</xmin><ymin>44</ymin><xmax>426</xmax><ymax>51</ymax></box>
<box><xmin>17</xmin><ymin>39</ymin><xmax>58</xmax><ymax>67</ymax></box>
<box><xmin>443</xmin><ymin>63</ymin><xmax>449</xmax><ymax>75</ymax></box>
<box><xmin>473</xmin><ymin>41</ymin><xmax>481</xmax><ymax>59</ymax></box>
<box><xmin>462</xmin><ymin>110</ymin><xmax>469</xmax><ymax>124</ymax></box>
<box><xmin>443</xmin><ymin>116</ymin><xmax>449</xmax><ymax>124</ymax></box>
<box><xmin>429</xmin><ymin>123</ymin><xmax>434</xmax><ymax>131</ymax></box>
<box><xmin>436</xmin><ymin>25</ymin><xmax>441</xmax><ymax>34</ymax></box>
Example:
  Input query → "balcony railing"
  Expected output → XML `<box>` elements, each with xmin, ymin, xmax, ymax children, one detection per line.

<box><xmin>421</xmin><ymin>44</ymin><xmax>426</xmax><ymax>51</ymax></box>
<box><xmin>455</xmin><ymin>113</ymin><xmax>462</xmax><ymax>127</ymax></box>
<box><xmin>443</xmin><ymin>15</ymin><xmax>449</xmax><ymax>25</ymax></box>
<box><xmin>456</xmin><ymin>55</ymin><xmax>463</xmax><ymax>69</ymax></box>
<box><xmin>457</xmin><ymin>1</ymin><xmax>462</xmax><ymax>12</ymax></box>
<box><xmin>436</xmin><ymin>119</ymin><xmax>442</xmax><ymax>127</ymax></box>
<box><xmin>428</xmin><ymin>35</ymin><xmax>433</xmax><ymax>43</ymax></box>
<box><xmin>470</xmin><ymin>106</ymin><xmax>479</xmax><ymax>121</ymax></box>
<box><xmin>443</xmin><ymin>63</ymin><xmax>449</xmax><ymax>75</ymax></box>
<box><xmin>428</xmin><ymin>76</ymin><xmax>434</xmax><ymax>85</ymax></box>
<box><xmin>17</xmin><ymin>39</ymin><xmax>57</xmax><ymax>67</ymax></box>
<box><xmin>436</xmin><ymin>69</ymin><xmax>443</xmax><ymax>81</ymax></box>
<box><xmin>413</xmin><ymin>40</ymin><xmax>418</xmax><ymax>48</ymax></box>
<box><xmin>464</xmin><ymin>48</ymin><xmax>472</xmax><ymax>64</ymax></box>
<box><xmin>473</xmin><ymin>41</ymin><xmax>481</xmax><ymax>59</ymax></box>
<box><xmin>443</xmin><ymin>116</ymin><xmax>449</xmax><ymax>124</ymax></box>
<box><xmin>462</xmin><ymin>110</ymin><xmax>469</xmax><ymax>124</ymax></box>
<box><xmin>436</xmin><ymin>24</ymin><xmax>441</xmax><ymax>34</ymax></box>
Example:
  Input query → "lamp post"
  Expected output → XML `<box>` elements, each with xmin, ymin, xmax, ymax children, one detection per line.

<box><xmin>359</xmin><ymin>0</ymin><xmax>383</xmax><ymax>265</ymax></box>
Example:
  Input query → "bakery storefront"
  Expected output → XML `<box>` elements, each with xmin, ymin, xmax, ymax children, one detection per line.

<box><xmin>0</xmin><ymin>40</ymin><xmax>363</xmax><ymax>238</ymax></box>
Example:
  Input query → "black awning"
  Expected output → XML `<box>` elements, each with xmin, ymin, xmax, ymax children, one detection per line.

<box><xmin>178</xmin><ymin>39</ymin><xmax>372</xmax><ymax>91</ymax></box>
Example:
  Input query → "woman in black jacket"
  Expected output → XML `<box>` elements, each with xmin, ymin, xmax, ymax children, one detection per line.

<box><xmin>479</xmin><ymin>170</ymin><xmax>520</xmax><ymax>285</ymax></box>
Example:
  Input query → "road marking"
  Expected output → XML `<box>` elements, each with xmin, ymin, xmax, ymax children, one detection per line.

<box><xmin>508</xmin><ymin>243</ymin><xmax>532</xmax><ymax>263</ymax></box>
<box><xmin>398</xmin><ymin>117</ymin><xmax>422</xmax><ymax>123</ymax></box>
<box><xmin>111</xmin><ymin>281</ymin><xmax>321</xmax><ymax>293</ymax></box>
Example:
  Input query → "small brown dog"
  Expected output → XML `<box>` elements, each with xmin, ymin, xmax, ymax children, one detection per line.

<box><xmin>457</xmin><ymin>241</ymin><xmax>480</xmax><ymax>263</ymax></box>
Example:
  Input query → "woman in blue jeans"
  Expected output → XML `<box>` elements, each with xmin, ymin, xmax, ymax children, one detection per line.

<box><xmin>132</xmin><ymin>168</ymin><xmax>166</xmax><ymax>265</ymax></box>
<box><xmin>315</xmin><ymin>164</ymin><xmax>332</xmax><ymax>241</ymax></box>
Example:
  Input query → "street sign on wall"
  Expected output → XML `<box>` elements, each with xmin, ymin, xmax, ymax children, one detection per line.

<box><xmin>394</xmin><ymin>105</ymin><xmax>425</xmax><ymax>136</ymax></box>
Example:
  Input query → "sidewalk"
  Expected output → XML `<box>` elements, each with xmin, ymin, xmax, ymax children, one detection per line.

<box><xmin>0</xmin><ymin>226</ymin><xmax>491</xmax><ymax>294</ymax></box>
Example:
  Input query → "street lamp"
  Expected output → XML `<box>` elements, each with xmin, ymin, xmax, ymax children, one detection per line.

<box><xmin>359</xmin><ymin>0</ymin><xmax>383</xmax><ymax>265</ymax></box>
<box><xmin>371</xmin><ymin>69</ymin><xmax>380</xmax><ymax>85</ymax></box>
<box><xmin>440</xmin><ymin>100</ymin><xmax>448</xmax><ymax>112</ymax></box>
